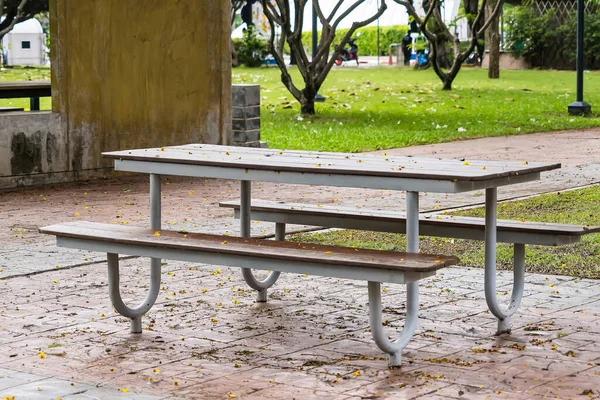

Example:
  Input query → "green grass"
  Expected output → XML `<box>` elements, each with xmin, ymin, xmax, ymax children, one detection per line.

<box><xmin>290</xmin><ymin>185</ymin><xmax>600</xmax><ymax>279</ymax></box>
<box><xmin>0</xmin><ymin>66</ymin><xmax>51</xmax><ymax>110</ymax></box>
<box><xmin>233</xmin><ymin>67</ymin><xmax>600</xmax><ymax>152</ymax></box>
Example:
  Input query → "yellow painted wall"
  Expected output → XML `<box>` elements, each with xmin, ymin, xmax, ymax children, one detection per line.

<box><xmin>51</xmin><ymin>0</ymin><xmax>231</xmax><ymax>171</ymax></box>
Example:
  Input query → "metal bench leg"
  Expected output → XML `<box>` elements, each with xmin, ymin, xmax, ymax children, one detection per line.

<box><xmin>484</xmin><ymin>188</ymin><xmax>525</xmax><ymax>334</ymax></box>
<box><xmin>240</xmin><ymin>180</ymin><xmax>281</xmax><ymax>302</ymax></box>
<box><xmin>107</xmin><ymin>253</ymin><xmax>161</xmax><ymax>333</ymax></box>
<box><xmin>368</xmin><ymin>281</ymin><xmax>419</xmax><ymax>368</ymax></box>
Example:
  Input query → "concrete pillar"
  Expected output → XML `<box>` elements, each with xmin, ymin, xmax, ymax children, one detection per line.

<box><xmin>50</xmin><ymin>0</ymin><xmax>231</xmax><ymax>173</ymax></box>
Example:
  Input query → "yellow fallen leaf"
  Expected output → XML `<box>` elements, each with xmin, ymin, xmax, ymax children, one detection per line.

<box><xmin>75</xmin><ymin>212</ymin><xmax>80</xmax><ymax>217</ymax></box>
<box><xmin>154</xmin><ymin>231</ymin><xmax>160</xmax><ymax>237</ymax></box>
<box><xmin>159</xmin><ymin>147</ymin><xmax>164</xmax><ymax>151</ymax></box>
<box><xmin>228</xmin><ymin>394</ymin><xmax>237</xmax><ymax>398</ymax></box>
<box><xmin>121</xmin><ymin>388</ymin><xmax>130</xmax><ymax>393</ymax></box>
<box><xmin>353</xmin><ymin>371</ymin><xmax>361</xmax><ymax>377</ymax></box>
<box><xmin>154</xmin><ymin>368</ymin><xmax>160</xmax><ymax>373</ymax></box>
<box><xmin>463</xmin><ymin>161</ymin><xmax>470</xmax><ymax>165</ymax></box>
<box><xmin>221</xmin><ymin>240</ymin><xmax>228</xmax><ymax>245</ymax></box>
<box><xmin>324</xmin><ymin>251</ymin><xmax>333</xmax><ymax>254</ymax></box>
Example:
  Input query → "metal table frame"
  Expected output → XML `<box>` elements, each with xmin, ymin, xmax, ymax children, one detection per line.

<box><xmin>105</xmin><ymin>146</ymin><xmax>559</xmax><ymax>366</ymax></box>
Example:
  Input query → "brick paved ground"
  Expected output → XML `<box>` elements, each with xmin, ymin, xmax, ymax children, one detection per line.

<box><xmin>1</xmin><ymin>129</ymin><xmax>600</xmax><ymax>399</ymax></box>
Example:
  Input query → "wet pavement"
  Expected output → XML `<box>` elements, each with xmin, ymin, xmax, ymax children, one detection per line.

<box><xmin>1</xmin><ymin>129</ymin><xmax>600</xmax><ymax>399</ymax></box>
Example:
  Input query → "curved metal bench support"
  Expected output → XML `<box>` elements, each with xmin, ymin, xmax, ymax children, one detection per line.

<box><xmin>369</xmin><ymin>281</ymin><xmax>419</xmax><ymax>367</ymax></box>
<box><xmin>107</xmin><ymin>253</ymin><xmax>162</xmax><ymax>333</ymax></box>
<box><xmin>484</xmin><ymin>188</ymin><xmax>526</xmax><ymax>334</ymax></box>
<box><xmin>240</xmin><ymin>180</ymin><xmax>281</xmax><ymax>302</ymax></box>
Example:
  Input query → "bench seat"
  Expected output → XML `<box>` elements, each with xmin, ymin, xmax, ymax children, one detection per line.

<box><xmin>40</xmin><ymin>221</ymin><xmax>456</xmax><ymax>285</ymax></box>
<box><xmin>41</xmin><ymin>221</ymin><xmax>458</xmax><ymax>367</ymax></box>
<box><xmin>219</xmin><ymin>199</ymin><xmax>600</xmax><ymax>246</ymax></box>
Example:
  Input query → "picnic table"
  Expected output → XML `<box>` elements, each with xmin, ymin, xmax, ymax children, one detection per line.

<box><xmin>43</xmin><ymin>144</ymin><xmax>561</xmax><ymax>366</ymax></box>
<box><xmin>0</xmin><ymin>80</ymin><xmax>51</xmax><ymax>111</ymax></box>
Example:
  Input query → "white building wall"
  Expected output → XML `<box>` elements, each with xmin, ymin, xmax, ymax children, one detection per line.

<box><xmin>3</xmin><ymin>32</ymin><xmax>46</xmax><ymax>66</ymax></box>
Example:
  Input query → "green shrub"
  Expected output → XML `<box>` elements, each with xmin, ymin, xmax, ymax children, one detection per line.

<box><xmin>504</xmin><ymin>6</ymin><xmax>562</xmax><ymax>63</ymax></box>
<box><xmin>233</xmin><ymin>26</ymin><xmax>269</xmax><ymax>68</ymax></box>
<box><xmin>298</xmin><ymin>25</ymin><xmax>408</xmax><ymax>56</ymax></box>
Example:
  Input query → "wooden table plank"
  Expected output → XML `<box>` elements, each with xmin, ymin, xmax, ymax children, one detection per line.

<box><xmin>103</xmin><ymin>144</ymin><xmax>560</xmax><ymax>182</ymax></box>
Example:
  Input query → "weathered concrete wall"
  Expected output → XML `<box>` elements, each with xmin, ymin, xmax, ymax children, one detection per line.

<box><xmin>0</xmin><ymin>1</ymin><xmax>231</xmax><ymax>189</ymax></box>
<box><xmin>0</xmin><ymin>112</ymin><xmax>66</xmax><ymax>189</ymax></box>
<box><xmin>51</xmin><ymin>0</ymin><xmax>231</xmax><ymax>171</ymax></box>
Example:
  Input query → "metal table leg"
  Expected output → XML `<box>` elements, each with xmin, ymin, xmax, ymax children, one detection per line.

<box><xmin>239</xmin><ymin>180</ymin><xmax>280</xmax><ymax>302</ymax></box>
<box><xmin>369</xmin><ymin>191</ymin><xmax>420</xmax><ymax>367</ymax></box>
<box><xmin>484</xmin><ymin>187</ymin><xmax>525</xmax><ymax>334</ymax></box>
<box><xmin>108</xmin><ymin>174</ymin><xmax>162</xmax><ymax>333</ymax></box>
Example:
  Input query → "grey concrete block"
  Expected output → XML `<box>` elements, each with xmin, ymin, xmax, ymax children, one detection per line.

<box><xmin>232</xmin><ymin>106</ymin><xmax>260</xmax><ymax>120</ymax></box>
<box><xmin>232</xmin><ymin>118</ymin><xmax>246</xmax><ymax>132</ymax></box>
<box><xmin>245</xmin><ymin>117</ymin><xmax>260</xmax><ymax>131</ymax></box>
<box><xmin>244</xmin><ymin>130</ymin><xmax>260</xmax><ymax>142</ymax></box>
<box><xmin>232</xmin><ymin>84</ymin><xmax>260</xmax><ymax>107</ymax></box>
<box><xmin>244</xmin><ymin>106</ymin><xmax>260</xmax><ymax>119</ymax></box>
<box><xmin>232</xmin><ymin>107</ymin><xmax>245</xmax><ymax>119</ymax></box>
<box><xmin>232</xmin><ymin>130</ymin><xmax>246</xmax><ymax>142</ymax></box>
<box><xmin>232</xmin><ymin>117</ymin><xmax>260</xmax><ymax>132</ymax></box>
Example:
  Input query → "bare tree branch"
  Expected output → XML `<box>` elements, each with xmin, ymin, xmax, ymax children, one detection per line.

<box><xmin>393</xmin><ymin>0</ymin><xmax>503</xmax><ymax>90</ymax></box>
<box><xmin>260</xmin><ymin>0</ymin><xmax>387</xmax><ymax>114</ymax></box>
<box><xmin>0</xmin><ymin>0</ymin><xmax>27</xmax><ymax>37</ymax></box>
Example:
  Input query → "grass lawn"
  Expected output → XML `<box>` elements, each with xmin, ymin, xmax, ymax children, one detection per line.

<box><xmin>290</xmin><ymin>185</ymin><xmax>600</xmax><ymax>279</ymax></box>
<box><xmin>233</xmin><ymin>66</ymin><xmax>600</xmax><ymax>152</ymax></box>
<box><xmin>0</xmin><ymin>66</ymin><xmax>51</xmax><ymax>111</ymax></box>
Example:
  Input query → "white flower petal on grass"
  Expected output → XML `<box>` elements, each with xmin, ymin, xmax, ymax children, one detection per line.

<box><xmin>457</xmin><ymin>127</ymin><xmax>466</xmax><ymax>132</ymax></box>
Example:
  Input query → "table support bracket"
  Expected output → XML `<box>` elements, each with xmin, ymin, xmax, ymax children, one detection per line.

<box><xmin>484</xmin><ymin>188</ymin><xmax>525</xmax><ymax>334</ymax></box>
<box><xmin>107</xmin><ymin>253</ymin><xmax>161</xmax><ymax>333</ymax></box>
<box><xmin>368</xmin><ymin>281</ymin><xmax>418</xmax><ymax>367</ymax></box>
<box><xmin>240</xmin><ymin>180</ymin><xmax>281</xmax><ymax>302</ymax></box>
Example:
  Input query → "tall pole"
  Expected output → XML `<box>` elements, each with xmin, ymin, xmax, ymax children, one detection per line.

<box><xmin>568</xmin><ymin>0</ymin><xmax>591</xmax><ymax>115</ymax></box>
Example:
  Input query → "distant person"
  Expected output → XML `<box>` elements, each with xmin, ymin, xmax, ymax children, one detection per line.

<box><xmin>414</xmin><ymin>31</ymin><xmax>427</xmax><ymax>57</ymax></box>
<box><xmin>401</xmin><ymin>32</ymin><xmax>412</xmax><ymax>66</ymax></box>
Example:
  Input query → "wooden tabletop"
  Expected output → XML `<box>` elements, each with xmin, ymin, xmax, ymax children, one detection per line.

<box><xmin>0</xmin><ymin>81</ymin><xmax>51</xmax><ymax>90</ymax></box>
<box><xmin>104</xmin><ymin>144</ymin><xmax>560</xmax><ymax>182</ymax></box>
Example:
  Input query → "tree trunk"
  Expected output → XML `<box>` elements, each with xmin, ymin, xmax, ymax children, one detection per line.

<box><xmin>231</xmin><ymin>39</ymin><xmax>239</xmax><ymax>67</ymax></box>
<box><xmin>435</xmin><ymin>39</ymin><xmax>450</xmax><ymax>68</ymax></box>
<box><xmin>442</xmin><ymin>78</ymin><xmax>452</xmax><ymax>90</ymax></box>
<box><xmin>301</xmin><ymin>100</ymin><xmax>315</xmax><ymax>114</ymax></box>
<box><xmin>300</xmin><ymin>87</ymin><xmax>316</xmax><ymax>114</ymax></box>
<box><xmin>486</xmin><ymin>0</ymin><xmax>501</xmax><ymax>78</ymax></box>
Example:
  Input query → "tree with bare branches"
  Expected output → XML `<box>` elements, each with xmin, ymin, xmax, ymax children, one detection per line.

<box><xmin>260</xmin><ymin>0</ymin><xmax>387</xmax><ymax>115</ymax></box>
<box><xmin>392</xmin><ymin>0</ymin><xmax>503</xmax><ymax>90</ymax></box>
<box><xmin>0</xmin><ymin>0</ymin><xmax>47</xmax><ymax>39</ymax></box>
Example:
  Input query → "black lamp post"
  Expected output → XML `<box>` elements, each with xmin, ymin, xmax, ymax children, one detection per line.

<box><xmin>568</xmin><ymin>0</ymin><xmax>591</xmax><ymax>115</ymax></box>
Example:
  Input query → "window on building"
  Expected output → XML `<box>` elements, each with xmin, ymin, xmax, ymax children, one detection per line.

<box><xmin>21</xmin><ymin>41</ymin><xmax>31</xmax><ymax>49</ymax></box>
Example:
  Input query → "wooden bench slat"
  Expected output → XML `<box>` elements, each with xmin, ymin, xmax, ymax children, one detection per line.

<box><xmin>40</xmin><ymin>221</ymin><xmax>457</xmax><ymax>273</ymax></box>
<box><xmin>219</xmin><ymin>200</ymin><xmax>600</xmax><ymax>242</ymax></box>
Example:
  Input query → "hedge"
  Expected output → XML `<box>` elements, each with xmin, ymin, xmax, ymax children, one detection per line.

<box><xmin>299</xmin><ymin>25</ymin><xmax>409</xmax><ymax>56</ymax></box>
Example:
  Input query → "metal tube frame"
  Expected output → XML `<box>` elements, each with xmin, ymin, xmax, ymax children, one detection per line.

<box><xmin>240</xmin><ymin>180</ymin><xmax>281</xmax><ymax>302</ymax></box>
<box><xmin>107</xmin><ymin>174</ymin><xmax>162</xmax><ymax>333</ymax></box>
<box><xmin>368</xmin><ymin>191</ymin><xmax>420</xmax><ymax>367</ymax></box>
<box><xmin>484</xmin><ymin>188</ymin><xmax>525</xmax><ymax>334</ymax></box>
